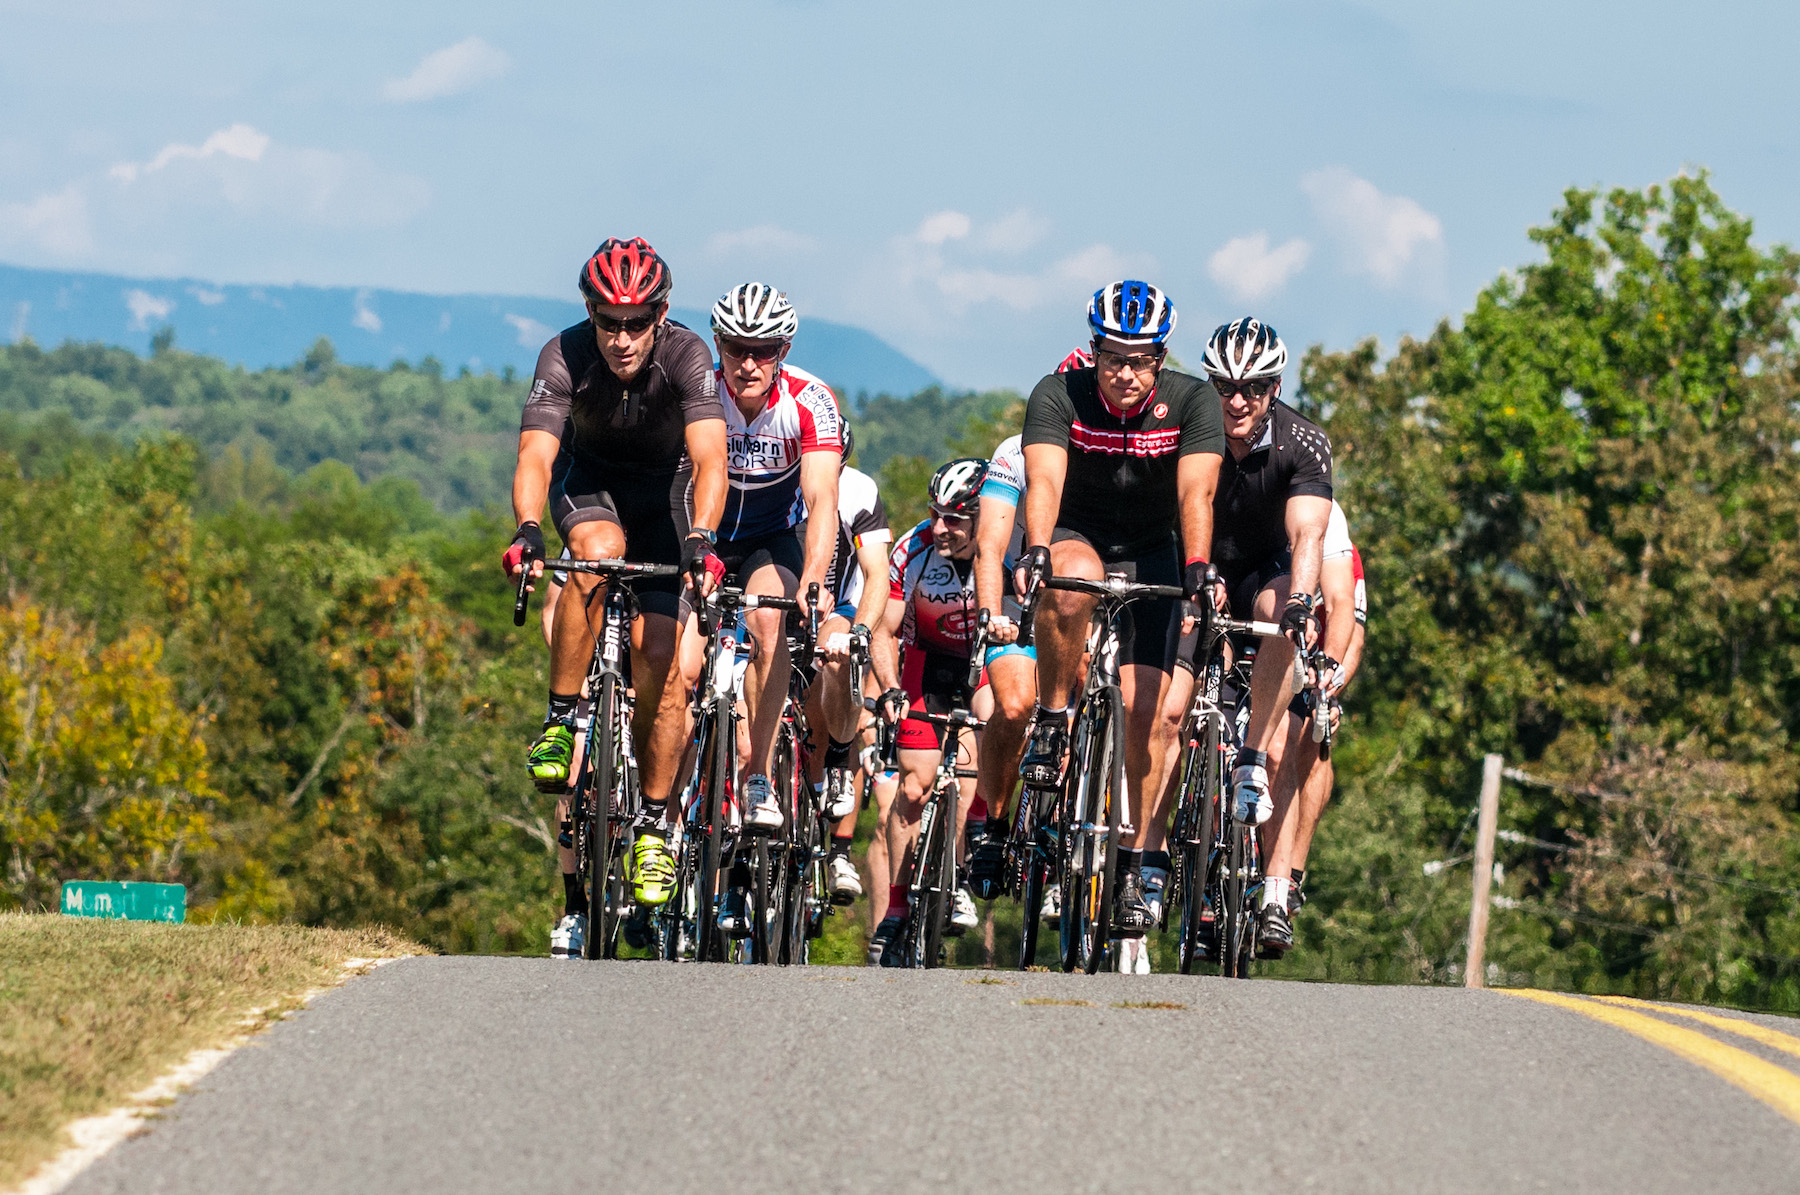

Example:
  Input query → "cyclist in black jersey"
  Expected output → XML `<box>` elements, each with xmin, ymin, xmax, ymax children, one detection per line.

<box><xmin>1016</xmin><ymin>282</ymin><xmax>1225</xmax><ymax>936</ymax></box>
<box><xmin>503</xmin><ymin>237</ymin><xmax>729</xmax><ymax>956</ymax></box>
<box><xmin>1193</xmin><ymin>317</ymin><xmax>1333</xmax><ymax>956</ymax></box>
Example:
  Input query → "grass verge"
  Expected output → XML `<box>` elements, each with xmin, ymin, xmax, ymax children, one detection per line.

<box><xmin>0</xmin><ymin>914</ymin><xmax>419</xmax><ymax>1189</ymax></box>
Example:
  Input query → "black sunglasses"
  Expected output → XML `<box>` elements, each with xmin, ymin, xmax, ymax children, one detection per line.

<box><xmin>1214</xmin><ymin>377</ymin><xmax>1278</xmax><ymax>400</ymax></box>
<box><xmin>718</xmin><ymin>338</ymin><xmax>786</xmax><ymax>364</ymax></box>
<box><xmin>590</xmin><ymin>309</ymin><xmax>659</xmax><ymax>335</ymax></box>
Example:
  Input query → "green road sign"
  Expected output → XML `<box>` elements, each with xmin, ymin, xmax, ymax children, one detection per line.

<box><xmin>60</xmin><ymin>880</ymin><xmax>186</xmax><ymax>922</ymax></box>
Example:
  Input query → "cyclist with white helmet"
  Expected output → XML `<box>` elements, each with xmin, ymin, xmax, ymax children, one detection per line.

<box><xmin>696</xmin><ymin>283</ymin><xmax>842</xmax><ymax>939</ymax></box>
<box><xmin>1017</xmin><ymin>282</ymin><xmax>1226</xmax><ymax>938</ymax></box>
<box><xmin>1195</xmin><ymin>316</ymin><xmax>1334</xmax><ymax>957</ymax></box>
<box><xmin>867</xmin><ymin>458</ymin><xmax>992</xmax><ymax>963</ymax></box>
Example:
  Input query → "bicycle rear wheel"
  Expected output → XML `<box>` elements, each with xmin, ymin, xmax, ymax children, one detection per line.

<box><xmin>1077</xmin><ymin>686</ymin><xmax>1124</xmax><ymax>975</ymax></box>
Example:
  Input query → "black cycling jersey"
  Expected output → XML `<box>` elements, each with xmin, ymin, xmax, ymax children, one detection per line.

<box><xmin>520</xmin><ymin>318</ymin><xmax>723</xmax><ymax>478</ymax></box>
<box><xmin>1020</xmin><ymin>366</ymin><xmax>1225</xmax><ymax>559</ymax></box>
<box><xmin>1212</xmin><ymin>400</ymin><xmax>1333</xmax><ymax>574</ymax></box>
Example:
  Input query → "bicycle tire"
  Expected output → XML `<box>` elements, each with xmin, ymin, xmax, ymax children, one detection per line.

<box><xmin>904</xmin><ymin>789</ymin><xmax>946</xmax><ymax>969</ymax></box>
<box><xmin>780</xmin><ymin>731</ymin><xmax>818</xmax><ymax>965</ymax></box>
<box><xmin>584</xmin><ymin>673</ymin><xmax>620</xmax><ymax>961</ymax></box>
<box><xmin>1079</xmin><ymin>685</ymin><xmax>1124</xmax><ymax>975</ymax></box>
<box><xmin>694</xmin><ymin>703</ymin><xmax>733</xmax><ymax>964</ymax></box>
<box><xmin>1177</xmin><ymin>711</ymin><xmax>1222</xmax><ymax>974</ymax></box>
<box><xmin>1014</xmin><ymin>793</ymin><xmax>1046</xmax><ymax>970</ymax></box>
<box><xmin>750</xmin><ymin>834</ymin><xmax>783</xmax><ymax>965</ymax></box>
<box><xmin>1057</xmin><ymin>707</ymin><xmax>1097</xmax><ymax>974</ymax></box>
<box><xmin>1221</xmin><ymin>820</ymin><xmax>1254</xmax><ymax>978</ymax></box>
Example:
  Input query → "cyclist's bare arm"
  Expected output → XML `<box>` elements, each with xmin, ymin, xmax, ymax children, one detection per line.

<box><xmin>973</xmin><ymin>492</ymin><xmax>1017</xmax><ymax>641</ymax></box>
<box><xmin>1175</xmin><ymin>452</ymin><xmax>1221</xmax><ymax>566</ymax></box>
<box><xmin>684</xmin><ymin>417</ymin><xmax>729</xmax><ymax>534</ymax></box>
<box><xmin>510</xmin><ymin>429</ymin><xmax>561</xmax><ymax>582</ymax></box>
<box><xmin>1318</xmin><ymin>553</ymin><xmax>1356</xmax><ymax>695</ymax></box>
<box><xmin>1021</xmin><ymin>444</ymin><xmax>1067</xmax><ymax>554</ymax></box>
<box><xmin>1284</xmin><ymin>495</ymin><xmax>1332</xmax><ymax>606</ymax></box>
<box><xmin>871</xmin><ymin>594</ymin><xmax>906</xmax><ymax>697</ymax></box>
<box><xmin>851</xmin><ymin>539</ymin><xmax>890</xmax><ymax>632</ymax></box>
<box><xmin>797</xmin><ymin>449</ymin><xmax>839</xmax><ymax>600</ymax></box>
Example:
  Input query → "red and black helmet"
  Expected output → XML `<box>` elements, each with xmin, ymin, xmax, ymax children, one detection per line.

<box><xmin>578</xmin><ymin>237</ymin><xmax>672</xmax><ymax>306</ymax></box>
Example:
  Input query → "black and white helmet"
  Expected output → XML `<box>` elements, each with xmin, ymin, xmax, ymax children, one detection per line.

<box><xmin>710</xmin><ymin>282</ymin><xmax>799</xmax><ymax>340</ymax></box>
<box><xmin>928</xmin><ymin>457</ymin><xmax>988</xmax><ymax>516</ymax></box>
<box><xmin>1202</xmin><ymin>317</ymin><xmax>1287</xmax><ymax>381</ymax></box>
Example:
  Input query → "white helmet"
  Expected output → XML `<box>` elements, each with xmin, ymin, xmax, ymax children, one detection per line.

<box><xmin>711</xmin><ymin>282</ymin><xmax>799</xmax><ymax>340</ymax></box>
<box><xmin>1202</xmin><ymin>317</ymin><xmax>1287</xmax><ymax>381</ymax></box>
<box><xmin>928</xmin><ymin>457</ymin><xmax>988</xmax><ymax>515</ymax></box>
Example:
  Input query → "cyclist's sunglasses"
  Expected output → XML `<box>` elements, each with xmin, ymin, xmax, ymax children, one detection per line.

<box><xmin>1214</xmin><ymin>377</ymin><xmax>1278</xmax><ymax>400</ymax></box>
<box><xmin>718</xmin><ymin>337</ymin><xmax>786</xmax><ymax>364</ymax></box>
<box><xmin>1094</xmin><ymin>348</ymin><xmax>1165</xmax><ymax>376</ymax></box>
<box><xmin>589</xmin><ymin>308</ymin><xmax>659</xmax><ymax>335</ymax></box>
<box><xmin>930</xmin><ymin>508</ymin><xmax>973</xmax><ymax>526</ymax></box>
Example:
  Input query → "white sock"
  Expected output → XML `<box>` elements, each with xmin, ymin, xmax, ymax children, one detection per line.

<box><xmin>1263</xmin><ymin>876</ymin><xmax>1291</xmax><ymax>910</ymax></box>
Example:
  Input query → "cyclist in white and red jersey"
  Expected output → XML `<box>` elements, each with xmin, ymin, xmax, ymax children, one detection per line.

<box><xmin>868</xmin><ymin>458</ymin><xmax>990</xmax><ymax>964</ymax></box>
<box><xmin>1263</xmin><ymin>501</ymin><xmax>1367</xmax><ymax>941</ymax></box>
<box><xmin>702</xmin><ymin>284</ymin><xmax>842</xmax><ymax>848</ymax></box>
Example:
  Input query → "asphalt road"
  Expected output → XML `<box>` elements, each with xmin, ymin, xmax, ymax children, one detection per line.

<box><xmin>64</xmin><ymin>958</ymin><xmax>1800</xmax><ymax>1194</ymax></box>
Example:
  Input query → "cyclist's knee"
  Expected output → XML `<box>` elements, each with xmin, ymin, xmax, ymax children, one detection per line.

<box><xmin>1049</xmin><ymin>539</ymin><xmax>1103</xmax><ymax>580</ymax></box>
<box><xmin>744</xmin><ymin>606</ymin><xmax>786</xmax><ymax>654</ymax></box>
<box><xmin>1253</xmin><ymin>579</ymin><xmax>1290</xmax><ymax>619</ymax></box>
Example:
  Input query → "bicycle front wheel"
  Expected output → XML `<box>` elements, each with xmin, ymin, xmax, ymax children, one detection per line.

<box><xmin>1220</xmin><ymin>819</ymin><xmax>1256</xmax><ymax>978</ymax></box>
<box><xmin>1014</xmin><ymin>791</ymin><xmax>1047</xmax><ymax>970</ymax></box>
<box><xmin>1177</xmin><ymin>717</ymin><xmax>1222</xmax><ymax>975</ymax></box>
<box><xmin>583</xmin><ymin>674</ymin><xmax>621</xmax><ymax>961</ymax></box>
<box><xmin>1077</xmin><ymin>686</ymin><xmax>1124</xmax><ymax>975</ymax></box>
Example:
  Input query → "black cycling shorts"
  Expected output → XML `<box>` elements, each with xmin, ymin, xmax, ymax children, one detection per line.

<box><xmin>1050</xmin><ymin>527</ymin><xmax>1184</xmax><ymax>673</ymax></box>
<box><xmin>1175</xmin><ymin>552</ymin><xmax>1292</xmax><ymax>676</ymax></box>
<box><xmin>716</xmin><ymin>527</ymin><xmax>804</xmax><ymax>584</ymax></box>
<box><xmin>550</xmin><ymin>458</ymin><xmax>689</xmax><ymax>620</ymax></box>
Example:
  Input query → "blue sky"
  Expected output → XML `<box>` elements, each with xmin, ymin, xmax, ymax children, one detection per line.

<box><xmin>2</xmin><ymin>0</ymin><xmax>1795</xmax><ymax>389</ymax></box>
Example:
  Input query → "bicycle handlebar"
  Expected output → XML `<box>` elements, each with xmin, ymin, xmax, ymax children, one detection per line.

<box><xmin>1041</xmin><ymin>575</ymin><xmax>1188</xmax><ymax>601</ymax></box>
<box><xmin>512</xmin><ymin>557</ymin><xmax>682</xmax><ymax>627</ymax></box>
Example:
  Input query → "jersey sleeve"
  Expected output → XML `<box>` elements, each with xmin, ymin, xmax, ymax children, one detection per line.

<box><xmin>888</xmin><ymin>522</ymin><xmax>930</xmax><ymax>601</ymax></box>
<box><xmin>794</xmin><ymin>379</ymin><xmax>845</xmax><ymax>454</ymax></box>
<box><xmin>840</xmin><ymin>468</ymin><xmax>892</xmax><ymax>547</ymax></box>
<box><xmin>1287</xmin><ymin>408</ymin><xmax>1334</xmax><ymax>499</ymax></box>
<box><xmin>519</xmin><ymin>331</ymin><xmax>576</xmax><ymax>438</ymax></box>
<box><xmin>980</xmin><ymin>435</ymin><xmax>1025</xmax><ymax>507</ymax></box>
<box><xmin>660</xmin><ymin>323</ymin><xmax>726</xmax><ymax>425</ymax></box>
<box><xmin>1323</xmin><ymin>500</ymin><xmax>1353</xmax><ymax>558</ymax></box>
<box><xmin>1175</xmin><ymin>373</ymin><xmax>1227</xmax><ymax>458</ymax></box>
<box><xmin>1021</xmin><ymin>373</ymin><xmax>1075</xmax><ymax>450</ymax></box>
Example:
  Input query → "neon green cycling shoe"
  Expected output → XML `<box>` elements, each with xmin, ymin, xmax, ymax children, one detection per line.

<box><xmin>527</xmin><ymin>723</ymin><xmax>575</xmax><ymax>791</ymax></box>
<box><xmin>630</xmin><ymin>831</ymin><xmax>677</xmax><ymax>907</ymax></box>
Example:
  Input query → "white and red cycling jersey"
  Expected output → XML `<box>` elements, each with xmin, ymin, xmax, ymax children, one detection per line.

<box><xmin>1321</xmin><ymin>501</ymin><xmax>1368</xmax><ymax>627</ymax></box>
<box><xmin>888</xmin><ymin>519</ymin><xmax>979</xmax><ymax>656</ymax></box>
<box><xmin>716</xmin><ymin>362</ymin><xmax>844</xmax><ymax>541</ymax></box>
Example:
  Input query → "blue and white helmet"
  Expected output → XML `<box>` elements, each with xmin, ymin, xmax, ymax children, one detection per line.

<box><xmin>1087</xmin><ymin>281</ymin><xmax>1176</xmax><ymax>347</ymax></box>
<box><xmin>1202</xmin><ymin>318</ymin><xmax>1287</xmax><ymax>381</ymax></box>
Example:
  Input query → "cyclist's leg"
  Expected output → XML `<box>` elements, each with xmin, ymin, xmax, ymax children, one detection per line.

<box><xmin>1020</xmin><ymin>530</ymin><xmax>1100</xmax><ymax>785</ymax></box>
<box><xmin>1282</xmin><ymin>727</ymin><xmax>1329</xmax><ymax>894</ymax></box>
<box><xmin>867</xmin><ymin>762</ymin><xmax>898</xmax><ymax>927</ymax></box>
<box><xmin>732</xmin><ymin>539</ymin><xmax>800</xmax><ymax>828</ymax></box>
<box><xmin>549</xmin><ymin>518</ymin><xmax>623</xmax><ymax>697</ymax></box>
<box><xmin>975</xmin><ymin>649</ymin><xmax>1033</xmax><ymax>827</ymax></box>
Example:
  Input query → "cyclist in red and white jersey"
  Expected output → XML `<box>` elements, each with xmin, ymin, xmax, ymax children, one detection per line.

<box><xmin>702</xmin><ymin>284</ymin><xmax>842</xmax><ymax>843</ymax></box>
<box><xmin>868</xmin><ymin>458</ymin><xmax>991</xmax><ymax>963</ymax></box>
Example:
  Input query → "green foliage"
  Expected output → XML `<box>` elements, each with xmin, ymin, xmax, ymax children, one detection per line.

<box><xmin>1285</xmin><ymin>173</ymin><xmax>1800</xmax><ymax>1007</ymax></box>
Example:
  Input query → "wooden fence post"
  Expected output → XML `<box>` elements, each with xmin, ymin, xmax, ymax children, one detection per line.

<box><xmin>1465</xmin><ymin>753</ymin><xmax>1504</xmax><ymax>988</ymax></box>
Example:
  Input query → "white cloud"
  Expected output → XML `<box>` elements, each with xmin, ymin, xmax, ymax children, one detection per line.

<box><xmin>124</xmin><ymin>288</ymin><xmax>174</xmax><ymax>331</ymax></box>
<box><xmin>977</xmin><ymin>208</ymin><xmax>1051</xmax><ymax>253</ymax></box>
<box><xmin>915</xmin><ymin>210</ymin><xmax>972</xmax><ymax>246</ymax></box>
<box><xmin>505</xmin><ymin>313</ymin><xmax>552</xmax><ymax>347</ymax></box>
<box><xmin>1301</xmin><ymin>167</ymin><xmax>1444</xmax><ymax>288</ymax></box>
<box><xmin>706</xmin><ymin>224</ymin><xmax>817</xmax><ymax>257</ymax></box>
<box><xmin>188</xmin><ymin>285</ymin><xmax>225</xmax><ymax>305</ymax></box>
<box><xmin>109</xmin><ymin>123</ymin><xmax>269</xmax><ymax>183</ymax></box>
<box><xmin>1208</xmin><ymin>233</ymin><xmax>1312</xmax><ymax>302</ymax></box>
<box><xmin>351</xmin><ymin>290</ymin><xmax>381</xmax><ymax>333</ymax></box>
<box><xmin>0</xmin><ymin>185</ymin><xmax>93</xmax><ymax>256</ymax></box>
<box><xmin>384</xmin><ymin>37</ymin><xmax>511</xmax><ymax>103</ymax></box>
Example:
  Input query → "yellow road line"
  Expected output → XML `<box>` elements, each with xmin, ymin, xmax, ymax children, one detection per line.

<box><xmin>1594</xmin><ymin>996</ymin><xmax>1800</xmax><ymax>1063</ymax></box>
<box><xmin>1503</xmin><ymin>989</ymin><xmax>1800</xmax><ymax>1128</ymax></box>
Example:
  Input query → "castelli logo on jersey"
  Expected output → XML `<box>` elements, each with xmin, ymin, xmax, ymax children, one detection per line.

<box><xmin>1153</xmin><ymin>402</ymin><xmax>1168</xmax><ymax>418</ymax></box>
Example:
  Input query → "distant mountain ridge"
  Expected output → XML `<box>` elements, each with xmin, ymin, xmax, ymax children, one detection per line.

<box><xmin>0</xmin><ymin>262</ymin><xmax>938</xmax><ymax>398</ymax></box>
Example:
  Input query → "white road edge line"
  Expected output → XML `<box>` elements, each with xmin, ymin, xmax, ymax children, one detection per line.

<box><xmin>10</xmin><ymin>955</ymin><xmax>409</xmax><ymax>1195</ymax></box>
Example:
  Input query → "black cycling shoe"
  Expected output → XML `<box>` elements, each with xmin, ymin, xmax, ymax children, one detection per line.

<box><xmin>1195</xmin><ymin>911</ymin><xmax>1218</xmax><ymax>963</ymax></box>
<box><xmin>1255</xmin><ymin>903</ymin><xmax>1294</xmax><ymax>959</ymax></box>
<box><xmin>868</xmin><ymin>914</ymin><xmax>904</xmax><ymax>967</ymax></box>
<box><xmin>1287</xmin><ymin>880</ymin><xmax>1306</xmax><ymax>916</ymax></box>
<box><xmin>968</xmin><ymin>838</ymin><xmax>1008</xmax><ymax>901</ymax></box>
<box><xmin>1113</xmin><ymin>869</ymin><xmax>1154</xmax><ymax>938</ymax></box>
<box><xmin>621</xmin><ymin>905</ymin><xmax>655</xmax><ymax>951</ymax></box>
<box><xmin>1019</xmin><ymin>718</ymin><xmax>1068</xmax><ymax>789</ymax></box>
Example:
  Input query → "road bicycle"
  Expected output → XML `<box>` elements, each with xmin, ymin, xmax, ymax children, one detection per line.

<box><xmin>512</xmin><ymin>556</ymin><xmax>679</xmax><ymax>960</ymax></box>
<box><xmin>1031</xmin><ymin>571</ymin><xmax>1189</xmax><ymax>975</ymax></box>
<box><xmin>890</xmin><ymin>615</ymin><xmax>988</xmax><ymax>970</ymax></box>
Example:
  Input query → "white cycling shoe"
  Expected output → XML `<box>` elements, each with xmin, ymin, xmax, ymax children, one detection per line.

<box><xmin>1141</xmin><ymin>865</ymin><xmax>1170</xmax><ymax>926</ymax></box>
<box><xmin>948</xmin><ymin>886</ymin><xmax>979</xmax><ymax>936</ymax></box>
<box><xmin>1116</xmin><ymin>936</ymin><xmax>1152</xmax><ymax>975</ymax></box>
<box><xmin>823</xmin><ymin>769</ymin><xmax>857</xmax><ymax>820</ymax></box>
<box><xmin>550</xmin><ymin>912</ymin><xmax>586</xmax><ymax>960</ymax></box>
<box><xmin>1041</xmin><ymin>884</ymin><xmax>1062</xmax><ymax>928</ymax></box>
<box><xmin>744</xmin><ymin>774</ymin><xmax>783</xmax><ymax>834</ymax></box>
<box><xmin>828</xmin><ymin>855</ymin><xmax>864</xmax><ymax>904</ymax></box>
<box><xmin>1233</xmin><ymin>763</ymin><xmax>1273</xmax><ymax>826</ymax></box>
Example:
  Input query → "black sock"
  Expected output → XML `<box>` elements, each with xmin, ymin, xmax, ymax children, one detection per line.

<box><xmin>1291</xmin><ymin>868</ymin><xmax>1306</xmax><ymax>887</ymax></box>
<box><xmin>1238</xmin><ymin>747</ymin><xmax>1268</xmax><ymax>770</ymax></box>
<box><xmin>639</xmin><ymin>798</ymin><xmax>669</xmax><ymax>829</ymax></box>
<box><xmin>1120</xmin><ymin>848</ymin><xmax>1144</xmax><ymax>874</ymax></box>
<box><xmin>562</xmin><ymin>872</ymin><xmax>584</xmax><ymax>915</ymax></box>
<box><xmin>824</xmin><ymin>737</ymin><xmax>852</xmax><ymax>768</ymax></box>
<box><xmin>829</xmin><ymin>834</ymin><xmax>854</xmax><ymax>861</ymax></box>
<box><xmin>546</xmin><ymin>692</ymin><xmax>580</xmax><ymax>725</ymax></box>
<box><xmin>1145</xmin><ymin>849</ymin><xmax>1172</xmax><ymax>873</ymax></box>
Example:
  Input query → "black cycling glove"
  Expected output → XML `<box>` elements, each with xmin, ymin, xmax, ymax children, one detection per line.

<box><xmin>1279</xmin><ymin>593</ymin><xmax>1314</xmax><ymax>644</ymax></box>
<box><xmin>682</xmin><ymin>531</ymin><xmax>724</xmax><ymax>589</ymax></box>
<box><xmin>1017</xmin><ymin>544</ymin><xmax>1050</xmax><ymax>595</ymax></box>
<box><xmin>502</xmin><ymin>521</ymin><xmax>546</xmax><ymax>577</ymax></box>
<box><xmin>1183</xmin><ymin>558</ymin><xmax>1213</xmax><ymax>606</ymax></box>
